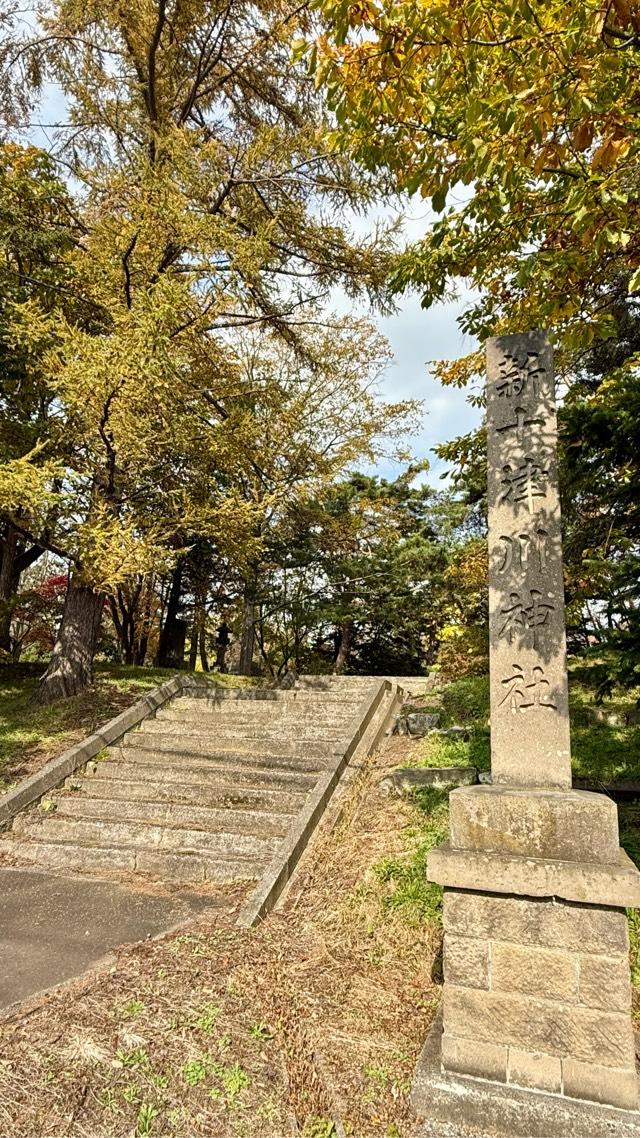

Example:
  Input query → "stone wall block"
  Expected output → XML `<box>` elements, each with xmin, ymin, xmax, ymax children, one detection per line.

<box><xmin>449</xmin><ymin>786</ymin><xmax>619</xmax><ymax>865</ymax></box>
<box><xmin>444</xmin><ymin>986</ymin><xmax>635</xmax><ymax>1068</ymax></box>
<box><xmin>562</xmin><ymin>1057</ymin><xmax>639</xmax><ymax>1112</ymax></box>
<box><xmin>491</xmin><ymin>941</ymin><xmax>577</xmax><ymax>1002</ymax></box>
<box><xmin>578</xmin><ymin>954</ymin><xmax>632</xmax><ymax>1013</ymax></box>
<box><xmin>441</xmin><ymin>1033</ymin><xmax>507</xmax><ymax>1083</ymax></box>
<box><xmin>507</xmin><ymin>1047</ymin><xmax>562</xmax><ymax>1094</ymax></box>
<box><xmin>443</xmin><ymin>890</ymin><xmax>629</xmax><ymax>955</ymax></box>
<box><xmin>443</xmin><ymin>933</ymin><xmax>489</xmax><ymax>989</ymax></box>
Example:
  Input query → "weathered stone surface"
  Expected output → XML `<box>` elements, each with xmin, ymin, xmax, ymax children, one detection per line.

<box><xmin>486</xmin><ymin>331</ymin><xmax>571</xmax><ymax>789</ymax></box>
<box><xmin>0</xmin><ymin>674</ymin><xmax>184</xmax><ymax>827</ymax></box>
<box><xmin>491</xmin><ymin>941</ymin><xmax>577</xmax><ymax>1002</ymax></box>
<box><xmin>444</xmin><ymin>985</ymin><xmax>635</xmax><ymax>1068</ymax></box>
<box><xmin>443</xmin><ymin>891</ymin><xmax>629</xmax><ymax>955</ymax></box>
<box><xmin>428</xmin><ymin>725</ymin><xmax>471</xmax><ymax>741</ymax></box>
<box><xmin>413</xmin><ymin>1013</ymin><xmax>640</xmax><ymax>1137</ymax></box>
<box><xmin>449</xmin><ymin>784</ymin><xmax>620</xmax><ymax>864</ymax></box>
<box><xmin>562</xmin><ymin>1057</ymin><xmax>639</xmax><ymax>1111</ymax></box>
<box><xmin>406</xmin><ymin>712</ymin><xmax>441</xmax><ymax>735</ymax></box>
<box><xmin>578</xmin><ymin>954</ymin><xmax>632</xmax><ymax>1013</ymax></box>
<box><xmin>429</xmin><ymin>842</ymin><xmax>640</xmax><ymax>908</ymax></box>
<box><xmin>380</xmin><ymin>767</ymin><xmax>477</xmax><ymax>796</ymax></box>
<box><xmin>443</xmin><ymin>934</ymin><xmax>489</xmax><ymax>989</ymax></box>
<box><xmin>135</xmin><ymin>850</ymin><xmax>206</xmax><ymax>882</ymax></box>
<box><xmin>441</xmin><ymin>1033</ymin><xmax>507</xmax><ymax>1081</ymax></box>
<box><xmin>508</xmin><ymin>1047</ymin><xmax>562</xmax><ymax>1094</ymax></box>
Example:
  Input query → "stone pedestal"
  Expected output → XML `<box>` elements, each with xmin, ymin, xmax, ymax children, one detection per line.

<box><xmin>412</xmin><ymin>1006</ymin><xmax>640</xmax><ymax>1138</ymax></box>
<box><xmin>431</xmin><ymin>786</ymin><xmax>640</xmax><ymax>1103</ymax></box>
<box><xmin>420</xmin><ymin>784</ymin><xmax>640</xmax><ymax>1125</ymax></box>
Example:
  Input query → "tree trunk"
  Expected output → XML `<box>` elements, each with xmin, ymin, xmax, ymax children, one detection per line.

<box><xmin>189</xmin><ymin>615</ymin><xmax>198</xmax><ymax>671</ymax></box>
<box><xmin>0</xmin><ymin>524</ymin><xmax>18</xmax><ymax>652</ymax></box>
<box><xmin>109</xmin><ymin>582</ymin><xmax>143</xmax><ymax>665</ymax></box>
<box><xmin>156</xmin><ymin>558</ymin><xmax>184</xmax><ymax>667</ymax></box>
<box><xmin>36</xmin><ymin>576</ymin><xmax>104</xmax><ymax>704</ymax></box>
<box><xmin>239</xmin><ymin>588</ymin><xmax>255</xmax><ymax>676</ymax></box>
<box><xmin>334</xmin><ymin>619</ymin><xmax>354</xmax><ymax>675</ymax></box>
<box><xmin>199</xmin><ymin>628</ymin><xmax>209</xmax><ymax>672</ymax></box>
<box><xmin>133</xmin><ymin>573</ymin><xmax>155</xmax><ymax>665</ymax></box>
<box><xmin>133</xmin><ymin>634</ymin><xmax>148</xmax><ymax>666</ymax></box>
<box><xmin>0</xmin><ymin>523</ymin><xmax>45</xmax><ymax>651</ymax></box>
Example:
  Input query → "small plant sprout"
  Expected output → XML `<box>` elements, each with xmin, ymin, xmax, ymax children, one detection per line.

<box><xmin>98</xmin><ymin>1088</ymin><xmax>120</xmax><ymax>1113</ymax></box>
<box><xmin>122</xmin><ymin>999</ymin><xmax>145</xmax><ymax>1019</ymax></box>
<box><xmin>209</xmin><ymin>1061</ymin><xmax>249</xmax><ymax>1105</ymax></box>
<box><xmin>136</xmin><ymin>1102</ymin><xmax>159</xmax><ymax>1136</ymax></box>
<box><xmin>195</xmin><ymin>1004</ymin><xmax>220</xmax><ymax>1033</ymax></box>
<box><xmin>181</xmin><ymin>1056</ymin><xmax>213</xmax><ymax>1086</ymax></box>
<box><xmin>222</xmin><ymin>1061</ymin><xmax>249</xmax><ymax>1101</ymax></box>
<box><xmin>116</xmin><ymin>1047</ymin><xmax>150</xmax><ymax>1070</ymax></box>
<box><xmin>249</xmin><ymin>1022</ymin><xmax>273</xmax><ymax>1042</ymax></box>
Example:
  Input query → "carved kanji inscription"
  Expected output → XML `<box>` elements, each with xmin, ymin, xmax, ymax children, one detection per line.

<box><xmin>498</xmin><ymin>529</ymin><xmax>548</xmax><ymax>574</ymax></box>
<box><xmin>498</xmin><ymin>589</ymin><xmax>554</xmax><ymax>649</ymax></box>
<box><xmin>495</xmin><ymin>348</ymin><xmax>546</xmax><ymax>400</ymax></box>
<box><xmin>496</xmin><ymin>406</ymin><xmax>544</xmax><ymax>443</ymax></box>
<box><xmin>499</xmin><ymin>663</ymin><xmax>557</xmax><ymax>713</ymax></box>
<box><xmin>499</xmin><ymin>458</ymin><xmax>549</xmax><ymax>514</ymax></box>
<box><xmin>487</xmin><ymin>330</ymin><xmax>571</xmax><ymax>788</ymax></box>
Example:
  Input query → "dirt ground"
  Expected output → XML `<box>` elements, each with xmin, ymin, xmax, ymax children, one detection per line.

<box><xmin>0</xmin><ymin>733</ymin><xmax>439</xmax><ymax>1138</ymax></box>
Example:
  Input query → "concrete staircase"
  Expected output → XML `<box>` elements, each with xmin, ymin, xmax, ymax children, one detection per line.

<box><xmin>1</xmin><ymin>676</ymin><xmax>385</xmax><ymax>888</ymax></box>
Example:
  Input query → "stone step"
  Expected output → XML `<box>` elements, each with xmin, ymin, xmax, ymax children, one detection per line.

<box><xmin>0</xmin><ymin>837</ymin><xmax>262</xmax><ymax>884</ymax></box>
<box><xmin>137</xmin><ymin>719</ymin><xmax>346</xmax><ymax>742</ymax></box>
<box><xmin>118</xmin><ymin>734</ymin><xmax>339</xmax><ymax>761</ymax></box>
<box><xmin>13</xmin><ymin>813</ymin><xmax>282</xmax><ymax>860</ymax></box>
<box><xmin>156</xmin><ymin>704</ymin><xmax>355</xmax><ymax>723</ymax></box>
<box><xmin>177</xmin><ymin>690</ymin><xmax>363</xmax><ymax>705</ymax></box>
<box><xmin>65</xmin><ymin>774</ymin><xmax>306</xmax><ymax>814</ymax></box>
<box><xmin>50</xmin><ymin>794</ymin><xmax>292</xmax><ymax>837</ymax></box>
<box><xmin>111</xmin><ymin>742</ymin><xmax>328</xmax><ymax>775</ymax></box>
<box><xmin>91</xmin><ymin>756</ymin><xmax>317</xmax><ymax>793</ymax></box>
<box><xmin>294</xmin><ymin>677</ymin><xmax>376</xmax><ymax>688</ymax></box>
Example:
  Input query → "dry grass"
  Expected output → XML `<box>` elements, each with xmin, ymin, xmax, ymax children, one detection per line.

<box><xmin>0</xmin><ymin>735</ymin><xmax>440</xmax><ymax>1138</ymax></box>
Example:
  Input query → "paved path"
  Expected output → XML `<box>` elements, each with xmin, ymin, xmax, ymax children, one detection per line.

<box><xmin>0</xmin><ymin>868</ymin><xmax>212</xmax><ymax>1011</ymax></box>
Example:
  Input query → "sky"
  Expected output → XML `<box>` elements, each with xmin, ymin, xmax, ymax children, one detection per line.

<box><xmin>337</xmin><ymin>205</ymin><xmax>482</xmax><ymax>486</ymax></box>
<box><xmin>374</xmin><ymin>288</ymin><xmax>480</xmax><ymax>486</ymax></box>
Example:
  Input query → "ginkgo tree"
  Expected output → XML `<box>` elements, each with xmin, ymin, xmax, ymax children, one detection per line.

<box><xmin>0</xmin><ymin>0</ymin><xmax>408</xmax><ymax>702</ymax></box>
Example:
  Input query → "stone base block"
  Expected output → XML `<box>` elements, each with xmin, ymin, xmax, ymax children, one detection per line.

<box><xmin>412</xmin><ymin>1009</ymin><xmax>640</xmax><ymax>1138</ymax></box>
<box><xmin>449</xmin><ymin>784</ymin><xmax>620</xmax><ymax>863</ymax></box>
<box><xmin>439</xmin><ymin>887</ymin><xmax>638</xmax><ymax>1112</ymax></box>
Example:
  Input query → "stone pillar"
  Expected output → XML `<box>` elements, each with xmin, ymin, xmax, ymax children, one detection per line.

<box><xmin>414</xmin><ymin>332</ymin><xmax>640</xmax><ymax>1137</ymax></box>
<box><xmin>486</xmin><ymin>332</ymin><xmax>570</xmax><ymax>789</ymax></box>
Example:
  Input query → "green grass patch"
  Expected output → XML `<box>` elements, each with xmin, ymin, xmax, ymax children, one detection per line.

<box><xmin>371</xmin><ymin>787</ymin><xmax>449</xmax><ymax>926</ymax></box>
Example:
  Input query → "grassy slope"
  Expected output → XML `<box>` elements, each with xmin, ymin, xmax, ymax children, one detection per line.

<box><xmin>0</xmin><ymin>664</ymin><xmax>255</xmax><ymax>793</ymax></box>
